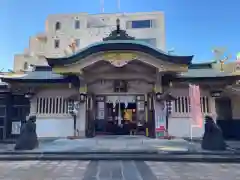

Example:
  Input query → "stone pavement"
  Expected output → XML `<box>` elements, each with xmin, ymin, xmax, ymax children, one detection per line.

<box><xmin>31</xmin><ymin>135</ymin><xmax>192</xmax><ymax>153</ymax></box>
<box><xmin>0</xmin><ymin>160</ymin><xmax>240</xmax><ymax>180</ymax></box>
<box><xmin>226</xmin><ymin>141</ymin><xmax>240</xmax><ymax>150</ymax></box>
<box><xmin>147</xmin><ymin>161</ymin><xmax>240</xmax><ymax>180</ymax></box>
<box><xmin>185</xmin><ymin>138</ymin><xmax>240</xmax><ymax>152</ymax></box>
<box><xmin>1</xmin><ymin>135</ymin><xmax>238</xmax><ymax>158</ymax></box>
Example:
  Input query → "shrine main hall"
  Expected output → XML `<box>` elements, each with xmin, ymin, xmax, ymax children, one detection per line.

<box><xmin>1</xmin><ymin>23</ymin><xmax>240</xmax><ymax>140</ymax></box>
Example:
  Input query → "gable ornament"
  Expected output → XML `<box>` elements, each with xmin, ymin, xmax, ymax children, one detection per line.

<box><xmin>103</xmin><ymin>52</ymin><xmax>138</xmax><ymax>67</ymax></box>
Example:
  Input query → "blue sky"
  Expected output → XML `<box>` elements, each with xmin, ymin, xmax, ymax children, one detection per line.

<box><xmin>0</xmin><ymin>0</ymin><xmax>239</xmax><ymax>70</ymax></box>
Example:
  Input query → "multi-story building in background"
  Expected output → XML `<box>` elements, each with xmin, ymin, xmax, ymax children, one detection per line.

<box><xmin>13</xmin><ymin>11</ymin><xmax>165</xmax><ymax>71</ymax></box>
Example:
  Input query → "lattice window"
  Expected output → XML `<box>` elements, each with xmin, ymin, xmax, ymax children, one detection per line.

<box><xmin>36</xmin><ymin>96</ymin><xmax>70</xmax><ymax>115</ymax></box>
<box><xmin>173</xmin><ymin>96</ymin><xmax>210</xmax><ymax>114</ymax></box>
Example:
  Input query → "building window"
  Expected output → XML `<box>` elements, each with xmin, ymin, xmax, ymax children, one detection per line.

<box><xmin>126</xmin><ymin>20</ymin><xmax>154</xmax><ymax>29</ymax></box>
<box><xmin>23</xmin><ymin>62</ymin><xmax>28</xmax><ymax>70</ymax></box>
<box><xmin>54</xmin><ymin>39</ymin><xmax>60</xmax><ymax>48</ymax></box>
<box><xmin>36</xmin><ymin>97</ymin><xmax>70</xmax><ymax>115</ymax></box>
<box><xmin>173</xmin><ymin>96</ymin><xmax>210</xmax><ymax>114</ymax></box>
<box><xmin>136</xmin><ymin>38</ymin><xmax>156</xmax><ymax>46</ymax></box>
<box><xmin>75</xmin><ymin>39</ymin><xmax>80</xmax><ymax>47</ymax></box>
<box><xmin>75</xmin><ymin>20</ymin><xmax>80</xmax><ymax>29</ymax></box>
<box><xmin>55</xmin><ymin>21</ymin><xmax>61</xmax><ymax>31</ymax></box>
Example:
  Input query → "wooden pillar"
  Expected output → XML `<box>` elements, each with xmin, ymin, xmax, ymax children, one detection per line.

<box><xmin>85</xmin><ymin>93</ymin><xmax>96</xmax><ymax>138</ymax></box>
<box><xmin>144</xmin><ymin>94</ymin><xmax>149</xmax><ymax>137</ymax></box>
<box><xmin>145</xmin><ymin>92</ymin><xmax>156</xmax><ymax>138</ymax></box>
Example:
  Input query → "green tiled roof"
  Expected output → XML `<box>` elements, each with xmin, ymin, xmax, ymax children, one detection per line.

<box><xmin>47</xmin><ymin>40</ymin><xmax>193</xmax><ymax>66</ymax></box>
<box><xmin>10</xmin><ymin>70</ymin><xmax>64</xmax><ymax>80</ymax></box>
<box><xmin>1</xmin><ymin>66</ymin><xmax>64</xmax><ymax>80</ymax></box>
<box><xmin>179</xmin><ymin>68</ymin><xmax>233</xmax><ymax>78</ymax></box>
<box><xmin>0</xmin><ymin>66</ymin><xmax>66</xmax><ymax>82</ymax></box>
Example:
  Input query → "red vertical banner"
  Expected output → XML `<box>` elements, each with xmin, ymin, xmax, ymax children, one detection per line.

<box><xmin>189</xmin><ymin>84</ymin><xmax>202</xmax><ymax>128</ymax></box>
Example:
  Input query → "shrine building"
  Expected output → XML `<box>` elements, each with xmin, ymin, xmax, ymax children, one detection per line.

<box><xmin>1</xmin><ymin>20</ymin><xmax>240</xmax><ymax>140</ymax></box>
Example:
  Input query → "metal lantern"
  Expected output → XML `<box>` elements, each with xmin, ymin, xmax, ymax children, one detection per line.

<box><xmin>166</xmin><ymin>101</ymin><xmax>172</xmax><ymax>115</ymax></box>
<box><xmin>79</xmin><ymin>93</ymin><xmax>86</xmax><ymax>103</ymax></box>
<box><xmin>210</xmin><ymin>91</ymin><xmax>222</xmax><ymax>98</ymax></box>
<box><xmin>68</xmin><ymin>101</ymin><xmax>74</xmax><ymax>113</ymax></box>
<box><xmin>155</xmin><ymin>92</ymin><xmax>162</xmax><ymax>101</ymax></box>
<box><xmin>24</xmin><ymin>92</ymin><xmax>35</xmax><ymax>99</ymax></box>
<box><xmin>68</xmin><ymin>101</ymin><xmax>80</xmax><ymax>115</ymax></box>
<box><xmin>24</xmin><ymin>88</ymin><xmax>35</xmax><ymax>98</ymax></box>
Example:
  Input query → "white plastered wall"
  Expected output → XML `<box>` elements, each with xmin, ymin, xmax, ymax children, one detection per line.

<box><xmin>167</xmin><ymin>87</ymin><xmax>215</xmax><ymax>138</ymax></box>
<box><xmin>30</xmin><ymin>87</ymin><xmax>84</xmax><ymax>138</ymax></box>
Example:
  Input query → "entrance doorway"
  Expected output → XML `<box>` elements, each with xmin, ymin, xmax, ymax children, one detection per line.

<box><xmin>95</xmin><ymin>101</ymin><xmax>138</xmax><ymax>135</ymax></box>
<box><xmin>215</xmin><ymin>97</ymin><xmax>234</xmax><ymax>139</ymax></box>
<box><xmin>215</xmin><ymin>97</ymin><xmax>232</xmax><ymax>120</ymax></box>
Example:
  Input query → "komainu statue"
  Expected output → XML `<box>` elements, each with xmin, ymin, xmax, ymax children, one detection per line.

<box><xmin>14</xmin><ymin>115</ymin><xmax>39</xmax><ymax>150</ymax></box>
<box><xmin>201</xmin><ymin>115</ymin><xmax>226</xmax><ymax>151</ymax></box>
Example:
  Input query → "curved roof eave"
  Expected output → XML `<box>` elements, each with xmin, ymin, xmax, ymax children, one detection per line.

<box><xmin>46</xmin><ymin>40</ymin><xmax>193</xmax><ymax>67</ymax></box>
<box><xmin>1</xmin><ymin>78</ymin><xmax>70</xmax><ymax>83</ymax></box>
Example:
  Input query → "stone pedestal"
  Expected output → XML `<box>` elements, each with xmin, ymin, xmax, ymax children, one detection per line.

<box><xmin>14</xmin><ymin>116</ymin><xmax>39</xmax><ymax>150</ymax></box>
<box><xmin>201</xmin><ymin>116</ymin><xmax>226</xmax><ymax>151</ymax></box>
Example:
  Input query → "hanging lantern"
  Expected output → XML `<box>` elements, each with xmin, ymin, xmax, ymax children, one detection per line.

<box><xmin>166</xmin><ymin>101</ymin><xmax>172</xmax><ymax>115</ymax></box>
<box><xmin>155</xmin><ymin>92</ymin><xmax>162</xmax><ymax>101</ymax></box>
<box><xmin>79</xmin><ymin>93</ymin><xmax>86</xmax><ymax>103</ymax></box>
<box><xmin>68</xmin><ymin>100</ymin><xmax>74</xmax><ymax>113</ymax></box>
<box><xmin>24</xmin><ymin>88</ymin><xmax>35</xmax><ymax>99</ymax></box>
<box><xmin>210</xmin><ymin>91</ymin><xmax>222</xmax><ymax>98</ymax></box>
<box><xmin>24</xmin><ymin>92</ymin><xmax>35</xmax><ymax>99</ymax></box>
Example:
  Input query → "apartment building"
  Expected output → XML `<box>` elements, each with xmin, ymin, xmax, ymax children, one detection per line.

<box><xmin>13</xmin><ymin>11</ymin><xmax>165</xmax><ymax>72</ymax></box>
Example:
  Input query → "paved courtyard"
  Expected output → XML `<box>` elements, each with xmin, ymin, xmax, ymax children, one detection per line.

<box><xmin>0</xmin><ymin>136</ymin><xmax>239</xmax><ymax>154</ymax></box>
<box><xmin>0</xmin><ymin>160</ymin><xmax>240</xmax><ymax>180</ymax></box>
<box><xmin>32</xmin><ymin>136</ymin><xmax>192</xmax><ymax>153</ymax></box>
